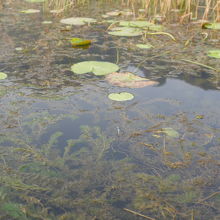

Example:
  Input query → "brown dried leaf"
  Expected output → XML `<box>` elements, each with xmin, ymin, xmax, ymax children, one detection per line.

<box><xmin>105</xmin><ymin>72</ymin><xmax>158</xmax><ymax>88</ymax></box>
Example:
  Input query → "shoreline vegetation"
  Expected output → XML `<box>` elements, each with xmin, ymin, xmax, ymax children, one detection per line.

<box><xmin>45</xmin><ymin>0</ymin><xmax>220</xmax><ymax>23</ymax></box>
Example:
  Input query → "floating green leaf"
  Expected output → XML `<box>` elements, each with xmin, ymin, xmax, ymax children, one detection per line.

<box><xmin>25</xmin><ymin>0</ymin><xmax>45</xmax><ymax>2</ymax></box>
<box><xmin>42</xmin><ymin>21</ymin><xmax>52</xmax><ymax>24</ymax></box>
<box><xmin>196</xmin><ymin>115</ymin><xmax>204</xmax><ymax>119</ymax></box>
<box><xmin>207</xmin><ymin>50</ymin><xmax>220</xmax><ymax>58</ymax></box>
<box><xmin>119</xmin><ymin>21</ymin><xmax>153</xmax><ymax>28</ymax></box>
<box><xmin>162</xmin><ymin>128</ymin><xmax>179</xmax><ymax>138</ymax></box>
<box><xmin>60</xmin><ymin>17</ymin><xmax>96</xmax><ymax>25</ymax></box>
<box><xmin>149</xmin><ymin>24</ymin><xmax>164</xmax><ymax>31</ymax></box>
<box><xmin>106</xmin><ymin>72</ymin><xmax>158</xmax><ymax>88</ymax></box>
<box><xmin>70</xmin><ymin>38</ymin><xmax>91</xmax><ymax>46</ymax></box>
<box><xmin>15</xmin><ymin>47</ymin><xmax>23</xmax><ymax>51</ymax></box>
<box><xmin>103</xmin><ymin>19</ymin><xmax>118</xmax><ymax>23</ymax></box>
<box><xmin>50</xmin><ymin>9</ymin><xmax>62</xmax><ymax>13</ymax></box>
<box><xmin>202</xmin><ymin>22</ymin><xmax>220</xmax><ymax>30</ymax></box>
<box><xmin>20</xmin><ymin>9</ymin><xmax>40</xmax><ymax>13</ymax></box>
<box><xmin>108</xmin><ymin>27</ymin><xmax>142</xmax><ymax>37</ymax></box>
<box><xmin>108</xmin><ymin>92</ymin><xmax>134</xmax><ymax>101</ymax></box>
<box><xmin>136</xmin><ymin>43</ymin><xmax>153</xmax><ymax>49</ymax></box>
<box><xmin>0</xmin><ymin>72</ymin><xmax>7</xmax><ymax>80</ymax></box>
<box><xmin>119</xmin><ymin>21</ymin><xmax>164</xmax><ymax>31</ymax></box>
<box><xmin>106</xmin><ymin>10</ymin><xmax>122</xmax><ymax>17</ymax></box>
<box><xmin>71</xmin><ymin>61</ymin><xmax>119</xmax><ymax>75</ymax></box>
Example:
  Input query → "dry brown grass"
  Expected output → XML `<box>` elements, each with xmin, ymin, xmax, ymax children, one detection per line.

<box><xmin>45</xmin><ymin>0</ymin><xmax>220</xmax><ymax>22</ymax></box>
<box><xmin>124</xmin><ymin>0</ymin><xmax>220</xmax><ymax>22</ymax></box>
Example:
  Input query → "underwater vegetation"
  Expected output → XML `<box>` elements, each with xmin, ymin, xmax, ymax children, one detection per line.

<box><xmin>0</xmin><ymin>0</ymin><xmax>220</xmax><ymax>219</ymax></box>
<box><xmin>0</xmin><ymin>106</ymin><xmax>220</xmax><ymax>219</ymax></box>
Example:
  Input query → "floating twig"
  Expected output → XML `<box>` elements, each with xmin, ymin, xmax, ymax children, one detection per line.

<box><xmin>123</xmin><ymin>208</ymin><xmax>156</xmax><ymax>220</ymax></box>
<box><xmin>181</xmin><ymin>59</ymin><xmax>219</xmax><ymax>72</ymax></box>
<box><xmin>144</xmin><ymin>31</ymin><xmax>176</xmax><ymax>41</ymax></box>
<box><xmin>198</xmin><ymin>191</ymin><xmax>220</xmax><ymax>203</ymax></box>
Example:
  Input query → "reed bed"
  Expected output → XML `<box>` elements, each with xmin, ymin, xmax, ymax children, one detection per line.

<box><xmin>45</xmin><ymin>0</ymin><xmax>220</xmax><ymax>22</ymax></box>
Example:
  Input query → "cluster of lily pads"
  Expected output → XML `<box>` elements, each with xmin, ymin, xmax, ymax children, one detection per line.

<box><xmin>71</xmin><ymin>61</ymin><xmax>158</xmax><ymax>101</ymax></box>
<box><xmin>17</xmin><ymin>1</ymin><xmax>220</xmax><ymax>101</ymax></box>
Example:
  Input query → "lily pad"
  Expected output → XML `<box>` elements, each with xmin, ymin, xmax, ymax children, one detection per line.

<box><xmin>42</xmin><ymin>21</ymin><xmax>52</xmax><ymax>24</ymax></box>
<box><xmin>119</xmin><ymin>21</ymin><xmax>164</xmax><ymax>31</ymax></box>
<box><xmin>25</xmin><ymin>0</ymin><xmax>45</xmax><ymax>2</ymax></box>
<box><xmin>106</xmin><ymin>10</ymin><xmax>121</xmax><ymax>16</ymax></box>
<box><xmin>108</xmin><ymin>92</ymin><xmax>134</xmax><ymax>101</ymax></box>
<box><xmin>161</xmin><ymin>128</ymin><xmax>179</xmax><ymax>138</ymax></box>
<box><xmin>108</xmin><ymin>27</ymin><xmax>142</xmax><ymax>37</ymax></box>
<box><xmin>105</xmin><ymin>72</ymin><xmax>158</xmax><ymax>88</ymax></box>
<box><xmin>60</xmin><ymin>17</ymin><xmax>96</xmax><ymax>26</ymax></box>
<box><xmin>136</xmin><ymin>43</ymin><xmax>153</xmax><ymax>49</ymax></box>
<box><xmin>119</xmin><ymin>21</ymin><xmax>153</xmax><ymax>28</ymax></box>
<box><xmin>20</xmin><ymin>9</ymin><xmax>40</xmax><ymax>13</ymax></box>
<box><xmin>207</xmin><ymin>50</ymin><xmax>220</xmax><ymax>58</ymax></box>
<box><xmin>15</xmin><ymin>47</ymin><xmax>23</xmax><ymax>51</ymax></box>
<box><xmin>147</xmin><ymin>24</ymin><xmax>164</xmax><ymax>31</ymax></box>
<box><xmin>0</xmin><ymin>72</ymin><xmax>8</xmax><ymax>80</ymax></box>
<box><xmin>70</xmin><ymin>38</ymin><xmax>91</xmax><ymax>46</ymax></box>
<box><xmin>71</xmin><ymin>61</ymin><xmax>119</xmax><ymax>76</ymax></box>
<box><xmin>202</xmin><ymin>23</ymin><xmax>220</xmax><ymax>30</ymax></box>
<box><xmin>50</xmin><ymin>9</ymin><xmax>63</xmax><ymax>14</ymax></box>
<box><xmin>104</xmin><ymin>19</ymin><xmax>118</xmax><ymax>23</ymax></box>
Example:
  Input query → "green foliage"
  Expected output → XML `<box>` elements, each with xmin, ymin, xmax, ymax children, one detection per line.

<box><xmin>1</xmin><ymin>203</ymin><xmax>27</xmax><ymax>220</ymax></box>
<box><xmin>174</xmin><ymin>191</ymin><xmax>199</xmax><ymax>203</ymax></box>
<box><xmin>41</xmin><ymin>131</ymin><xmax>63</xmax><ymax>156</ymax></box>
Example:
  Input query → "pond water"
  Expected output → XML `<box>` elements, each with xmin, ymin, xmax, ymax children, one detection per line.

<box><xmin>0</xmin><ymin>1</ymin><xmax>220</xmax><ymax>219</ymax></box>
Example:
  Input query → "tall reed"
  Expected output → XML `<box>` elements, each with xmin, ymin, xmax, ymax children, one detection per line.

<box><xmin>45</xmin><ymin>0</ymin><xmax>220</xmax><ymax>22</ymax></box>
